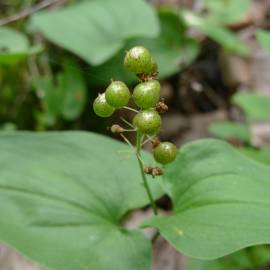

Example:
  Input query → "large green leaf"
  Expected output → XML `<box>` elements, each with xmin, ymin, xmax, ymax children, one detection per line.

<box><xmin>0</xmin><ymin>132</ymin><xmax>164</xmax><ymax>270</ymax></box>
<box><xmin>256</xmin><ymin>29</ymin><xmax>270</xmax><ymax>54</ymax></box>
<box><xmin>144</xmin><ymin>139</ymin><xmax>270</xmax><ymax>259</ymax></box>
<box><xmin>31</xmin><ymin>0</ymin><xmax>159</xmax><ymax>65</ymax></box>
<box><xmin>89</xmin><ymin>9</ymin><xmax>199</xmax><ymax>85</ymax></box>
<box><xmin>0</xmin><ymin>26</ymin><xmax>41</xmax><ymax>65</ymax></box>
<box><xmin>232</xmin><ymin>93</ymin><xmax>270</xmax><ymax>121</ymax></box>
<box><xmin>180</xmin><ymin>10</ymin><xmax>249</xmax><ymax>56</ymax></box>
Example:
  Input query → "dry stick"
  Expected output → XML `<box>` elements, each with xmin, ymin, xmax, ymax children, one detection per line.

<box><xmin>0</xmin><ymin>0</ymin><xmax>66</xmax><ymax>26</ymax></box>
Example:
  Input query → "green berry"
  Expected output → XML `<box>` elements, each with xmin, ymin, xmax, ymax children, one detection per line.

<box><xmin>132</xmin><ymin>80</ymin><xmax>160</xmax><ymax>109</ymax></box>
<box><xmin>105</xmin><ymin>81</ymin><xmax>130</xmax><ymax>108</ymax></box>
<box><xmin>154</xmin><ymin>142</ymin><xmax>177</xmax><ymax>165</ymax></box>
<box><xmin>133</xmin><ymin>109</ymin><xmax>161</xmax><ymax>135</ymax></box>
<box><xmin>93</xmin><ymin>93</ymin><xmax>115</xmax><ymax>117</ymax></box>
<box><xmin>124</xmin><ymin>46</ymin><xmax>153</xmax><ymax>75</ymax></box>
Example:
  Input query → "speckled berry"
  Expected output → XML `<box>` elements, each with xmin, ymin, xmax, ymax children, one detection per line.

<box><xmin>154</xmin><ymin>142</ymin><xmax>177</xmax><ymax>165</ymax></box>
<box><xmin>133</xmin><ymin>109</ymin><xmax>161</xmax><ymax>135</ymax></box>
<box><xmin>105</xmin><ymin>81</ymin><xmax>130</xmax><ymax>108</ymax></box>
<box><xmin>124</xmin><ymin>46</ymin><xmax>153</xmax><ymax>75</ymax></box>
<box><xmin>132</xmin><ymin>80</ymin><xmax>160</xmax><ymax>109</ymax></box>
<box><xmin>93</xmin><ymin>93</ymin><xmax>115</xmax><ymax>117</ymax></box>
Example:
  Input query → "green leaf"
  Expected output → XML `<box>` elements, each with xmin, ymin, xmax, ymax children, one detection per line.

<box><xmin>30</xmin><ymin>0</ymin><xmax>159</xmax><ymax>65</ymax></box>
<box><xmin>180</xmin><ymin>11</ymin><xmax>250</xmax><ymax>56</ymax></box>
<box><xmin>59</xmin><ymin>59</ymin><xmax>87</xmax><ymax>120</ymax></box>
<box><xmin>144</xmin><ymin>139</ymin><xmax>270</xmax><ymax>259</ymax></box>
<box><xmin>33</xmin><ymin>60</ymin><xmax>87</xmax><ymax>124</ymax></box>
<box><xmin>232</xmin><ymin>93</ymin><xmax>270</xmax><ymax>121</ymax></box>
<box><xmin>33</xmin><ymin>76</ymin><xmax>64</xmax><ymax>126</ymax></box>
<box><xmin>208</xmin><ymin>121</ymin><xmax>250</xmax><ymax>143</ymax></box>
<box><xmin>90</xmin><ymin>9</ymin><xmax>199</xmax><ymax>85</ymax></box>
<box><xmin>0</xmin><ymin>26</ymin><xmax>41</xmax><ymax>65</ymax></box>
<box><xmin>205</xmin><ymin>0</ymin><xmax>251</xmax><ymax>24</ymax></box>
<box><xmin>0</xmin><ymin>132</ymin><xmax>164</xmax><ymax>270</ymax></box>
<box><xmin>256</xmin><ymin>29</ymin><xmax>270</xmax><ymax>54</ymax></box>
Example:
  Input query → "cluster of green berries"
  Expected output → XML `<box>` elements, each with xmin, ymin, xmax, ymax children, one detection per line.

<box><xmin>93</xmin><ymin>46</ymin><xmax>177</xmax><ymax>167</ymax></box>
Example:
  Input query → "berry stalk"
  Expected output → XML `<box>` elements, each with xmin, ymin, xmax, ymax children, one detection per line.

<box><xmin>93</xmin><ymin>46</ymin><xmax>177</xmax><ymax>217</ymax></box>
<box><xmin>136</xmin><ymin>131</ymin><xmax>158</xmax><ymax>216</ymax></box>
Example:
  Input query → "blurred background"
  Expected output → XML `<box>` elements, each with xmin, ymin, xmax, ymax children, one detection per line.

<box><xmin>0</xmin><ymin>0</ymin><xmax>270</xmax><ymax>269</ymax></box>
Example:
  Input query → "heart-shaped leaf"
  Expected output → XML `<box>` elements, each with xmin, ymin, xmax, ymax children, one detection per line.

<box><xmin>30</xmin><ymin>0</ymin><xmax>159</xmax><ymax>65</ymax></box>
<box><xmin>144</xmin><ymin>139</ymin><xmax>270</xmax><ymax>259</ymax></box>
<box><xmin>0</xmin><ymin>132</ymin><xmax>163</xmax><ymax>270</ymax></box>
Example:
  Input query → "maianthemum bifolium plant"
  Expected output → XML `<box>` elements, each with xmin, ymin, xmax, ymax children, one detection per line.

<box><xmin>93</xmin><ymin>46</ymin><xmax>177</xmax><ymax>214</ymax></box>
<box><xmin>1</xmin><ymin>47</ymin><xmax>270</xmax><ymax>270</ymax></box>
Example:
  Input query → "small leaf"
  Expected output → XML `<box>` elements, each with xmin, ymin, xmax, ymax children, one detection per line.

<box><xmin>0</xmin><ymin>26</ymin><xmax>41</xmax><ymax>65</ymax></box>
<box><xmin>0</xmin><ymin>132</ymin><xmax>164</xmax><ymax>270</ymax></box>
<box><xmin>33</xmin><ymin>60</ymin><xmax>87</xmax><ymax>124</ymax></box>
<box><xmin>205</xmin><ymin>0</ymin><xmax>251</xmax><ymax>25</ymax></box>
<box><xmin>33</xmin><ymin>75</ymin><xmax>64</xmax><ymax>126</ymax></box>
<box><xmin>181</xmin><ymin>11</ymin><xmax>250</xmax><ymax>56</ymax></box>
<box><xmin>208</xmin><ymin>121</ymin><xmax>250</xmax><ymax>143</ymax></box>
<box><xmin>256</xmin><ymin>29</ymin><xmax>270</xmax><ymax>54</ymax></box>
<box><xmin>233</xmin><ymin>93</ymin><xmax>270</xmax><ymax>121</ymax></box>
<box><xmin>30</xmin><ymin>0</ymin><xmax>159</xmax><ymax>65</ymax></box>
<box><xmin>144</xmin><ymin>139</ymin><xmax>270</xmax><ymax>259</ymax></box>
<box><xmin>59</xmin><ymin>59</ymin><xmax>87</xmax><ymax>120</ymax></box>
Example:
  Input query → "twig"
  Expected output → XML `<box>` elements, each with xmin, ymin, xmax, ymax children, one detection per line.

<box><xmin>0</xmin><ymin>0</ymin><xmax>66</xmax><ymax>26</ymax></box>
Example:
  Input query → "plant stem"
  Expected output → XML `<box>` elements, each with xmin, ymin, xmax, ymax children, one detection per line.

<box><xmin>136</xmin><ymin>132</ymin><xmax>158</xmax><ymax>215</ymax></box>
<box><xmin>123</xmin><ymin>106</ymin><xmax>139</xmax><ymax>113</ymax></box>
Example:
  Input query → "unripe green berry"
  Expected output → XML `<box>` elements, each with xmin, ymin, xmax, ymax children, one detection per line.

<box><xmin>124</xmin><ymin>46</ymin><xmax>153</xmax><ymax>75</ymax></box>
<box><xmin>133</xmin><ymin>109</ymin><xmax>161</xmax><ymax>135</ymax></box>
<box><xmin>105</xmin><ymin>81</ymin><xmax>130</xmax><ymax>108</ymax></box>
<box><xmin>154</xmin><ymin>142</ymin><xmax>177</xmax><ymax>165</ymax></box>
<box><xmin>132</xmin><ymin>80</ymin><xmax>160</xmax><ymax>109</ymax></box>
<box><xmin>93</xmin><ymin>93</ymin><xmax>115</xmax><ymax>117</ymax></box>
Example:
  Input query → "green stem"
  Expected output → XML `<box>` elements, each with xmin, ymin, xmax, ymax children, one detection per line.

<box><xmin>136</xmin><ymin>132</ymin><xmax>158</xmax><ymax>215</ymax></box>
<box><xmin>123</xmin><ymin>106</ymin><xmax>139</xmax><ymax>113</ymax></box>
